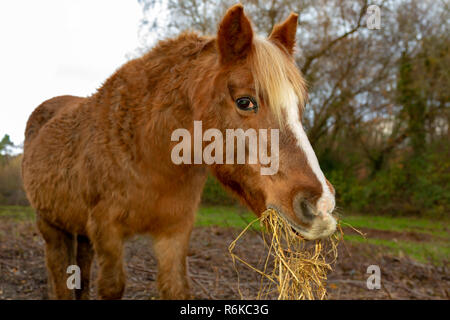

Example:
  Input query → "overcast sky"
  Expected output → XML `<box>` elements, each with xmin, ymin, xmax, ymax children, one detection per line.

<box><xmin>0</xmin><ymin>0</ymin><xmax>143</xmax><ymax>146</ymax></box>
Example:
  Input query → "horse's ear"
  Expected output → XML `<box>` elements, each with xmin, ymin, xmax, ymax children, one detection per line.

<box><xmin>217</xmin><ymin>4</ymin><xmax>253</xmax><ymax>64</ymax></box>
<box><xmin>269</xmin><ymin>13</ymin><xmax>298</xmax><ymax>55</ymax></box>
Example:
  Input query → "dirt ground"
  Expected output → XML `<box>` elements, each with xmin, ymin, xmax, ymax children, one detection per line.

<box><xmin>0</xmin><ymin>217</ymin><xmax>448</xmax><ymax>300</ymax></box>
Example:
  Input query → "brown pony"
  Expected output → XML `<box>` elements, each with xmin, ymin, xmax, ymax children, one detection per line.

<box><xmin>22</xmin><ymin>4</ymin><xmax>336</xmax><ymax>300</ymax></box>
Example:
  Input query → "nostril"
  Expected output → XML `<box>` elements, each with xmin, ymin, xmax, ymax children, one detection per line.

<box><xmin>293</xmin><ymin>195</ymin><xmax>320</xmax><ymax>223</ymax></box>
<box><xmin>299</xmin><ymin>200</ymin><xmax>317</xmax><ymax>220</ymax></box>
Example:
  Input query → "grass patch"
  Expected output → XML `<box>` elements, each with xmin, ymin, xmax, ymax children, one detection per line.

<box><xmin>196</xmin><ymin>205</ymin><xmax>256</xmax><ymax>229</ymax></box>
<box><xmin>0</xmin><ymin>205</ymin><xmax>35</xmax><ymax>221</ymax></box>
<box><xmin>344</xmin><ymin>234</ymin><xmax>449</xmax><ymax>265</ymax></box>
<box><xmin>340</xmin><ymin>214</ymin><xmax>449</xmax><ymax>238</ymax></box>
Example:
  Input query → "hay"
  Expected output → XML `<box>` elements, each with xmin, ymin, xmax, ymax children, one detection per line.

<box><xmin>229</xmin><ymin>208</ymin><xmax>343</xmax><ymax>300</ymax></box>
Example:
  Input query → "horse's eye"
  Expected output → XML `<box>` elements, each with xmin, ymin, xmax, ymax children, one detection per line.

<box><xmin>235</xmin><ymin>97</ymin><xmax>258</xmax><ymax>113</ymax></box>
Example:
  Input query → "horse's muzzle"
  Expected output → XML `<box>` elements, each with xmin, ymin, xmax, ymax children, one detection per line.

<box><xmin>290</xmin><ymin>195</ymin><xmax>337</xmax><ymax>240</ymax></box>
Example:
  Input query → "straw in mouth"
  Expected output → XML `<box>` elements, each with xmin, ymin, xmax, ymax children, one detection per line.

<box><xmin>228</xmin><ymin>208</ymin><xmax>343</xmax><ymax>300</ymax></box>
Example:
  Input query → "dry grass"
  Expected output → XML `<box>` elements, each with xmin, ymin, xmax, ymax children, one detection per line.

<box><xmin>229</xmin><ymin>208</ymin><xmax>342</xmax><ymax>300</ymax></box>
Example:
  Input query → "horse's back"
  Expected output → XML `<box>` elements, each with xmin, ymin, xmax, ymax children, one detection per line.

<box><xmin>24</xmin><ymin>95</ymin><xmax>85</xmax><ymax>142</ymax></box>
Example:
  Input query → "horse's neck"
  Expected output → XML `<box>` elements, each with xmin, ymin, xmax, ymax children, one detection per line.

<box><xmin>87</xmin><ymin>34</ymin><xmax>214</xmax><ymax>176</ymax></box>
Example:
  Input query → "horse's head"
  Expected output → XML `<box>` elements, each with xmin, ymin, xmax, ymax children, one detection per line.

<box><xmin>194</xmin><ymin>4</ymin><xmax>336</xmax><ymax>240</ymax></box>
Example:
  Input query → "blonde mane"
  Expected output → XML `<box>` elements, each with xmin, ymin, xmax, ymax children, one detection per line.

<box><xmin>250</xmin><ymin>37</ymin><xmax>308</xmax><ymax>124</ymax></box>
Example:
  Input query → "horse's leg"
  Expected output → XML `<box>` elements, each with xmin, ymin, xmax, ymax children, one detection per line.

<box><xmin>37</xmin><ymin>215</ymin><xmax>76</xmax><ymax>300</ymax></box>
<box><xmin>88</xmin><ymin>210</ymin><xmax>125</xmax><ymax>300</ymax></box>
<box><xmin>74</xmin><ymin>235</ymin><xmax>94</xmax><ymax>300</ymax></box>
<box><xmin>153</xmin><ymin>221</ymin><xmax>193</xmax><ymax>299</ymax></box>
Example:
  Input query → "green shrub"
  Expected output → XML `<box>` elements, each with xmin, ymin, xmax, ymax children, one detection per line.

<box><xmin>328</xmin><ymin>141</ymin><xmax>449</xmax><ymax>218</ymax></box>
<box><xmin>0</xmin><ymin>155</ymin><xmax>29</xmax><ymax>206</ymax></box>
<box><xmin>200</xmin><ymin>174</ymin><xmax>237</xmax><ymax>205</ymax></box>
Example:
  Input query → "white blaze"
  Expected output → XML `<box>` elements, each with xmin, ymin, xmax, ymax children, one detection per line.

<box><xmin>283</xmin><ymin>87</ymin><xmax>335</xmax><ymax>215</ymax></box>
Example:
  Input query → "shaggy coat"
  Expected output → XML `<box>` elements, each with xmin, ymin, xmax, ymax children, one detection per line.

<box><xmin>22</xmin><ymin>4</ymin><xmax>336</xmax><ymax>299</ymax></box>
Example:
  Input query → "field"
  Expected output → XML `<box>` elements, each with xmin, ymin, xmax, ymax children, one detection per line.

<box><xmin>0</xmin><ymin>205</ymin><xmax>448</xmax><ymax>299</ymax></box>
